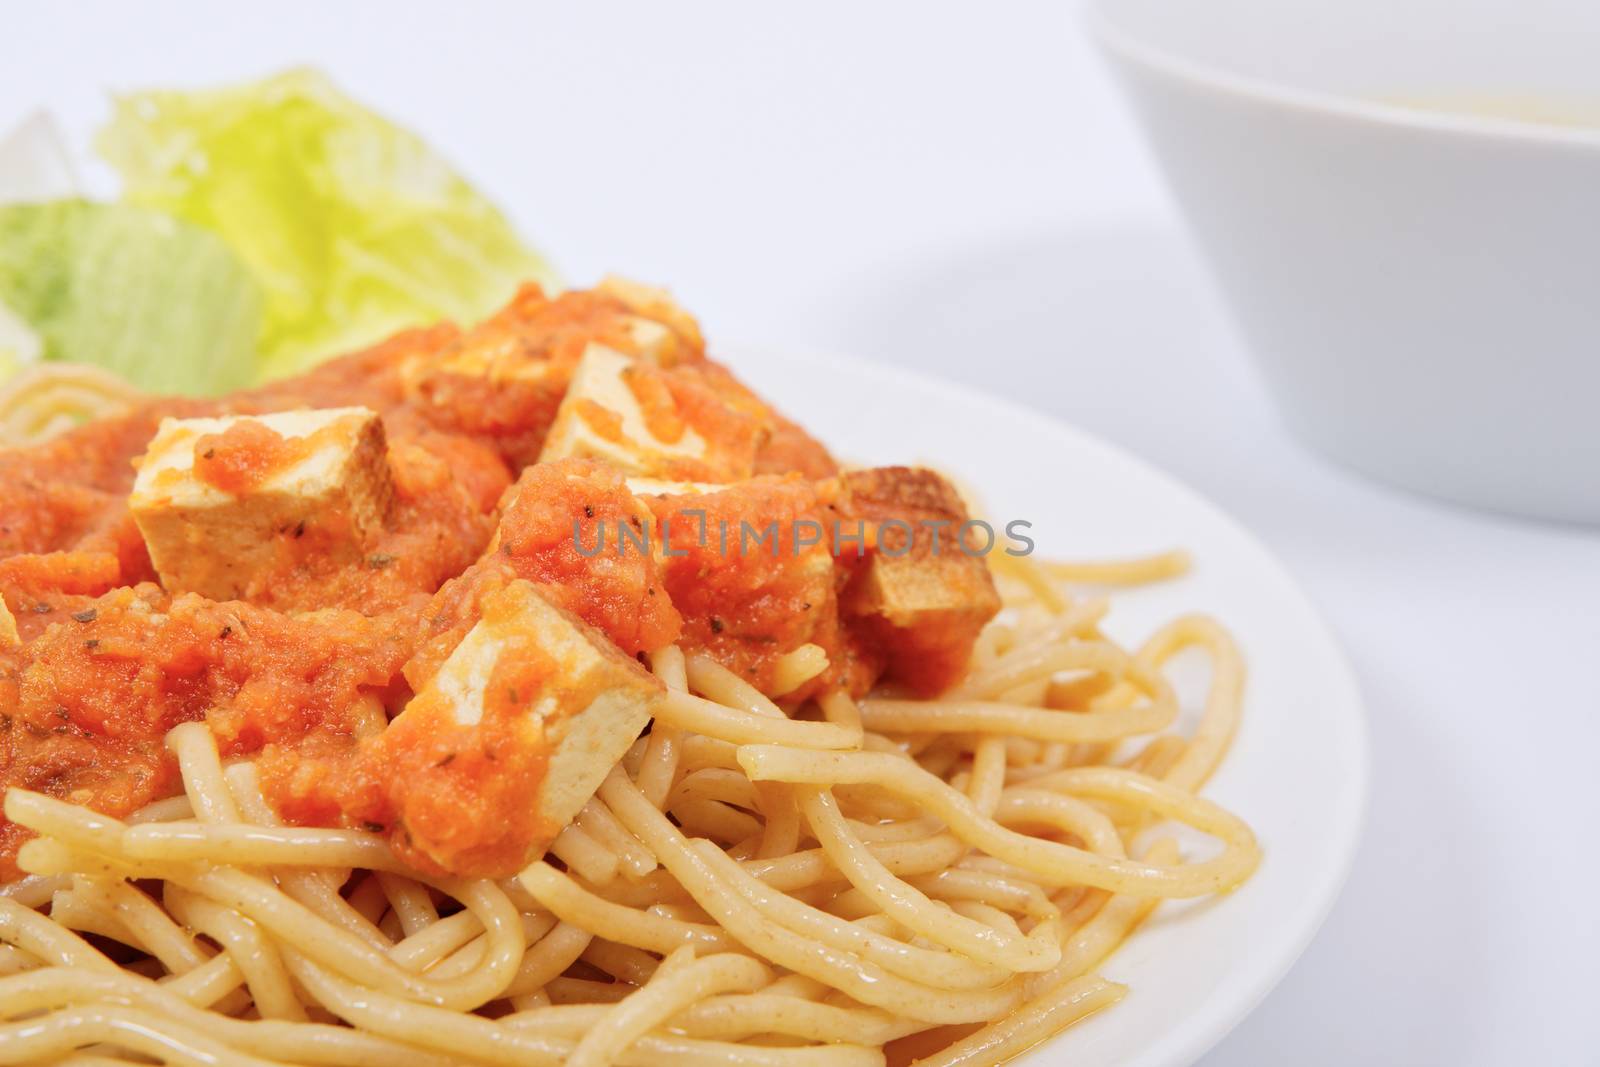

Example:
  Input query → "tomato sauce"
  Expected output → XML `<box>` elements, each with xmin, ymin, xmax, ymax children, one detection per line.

<box><xmin>0</xmin><ymin>282</ymin><xmax>995</xmax><ymax>880</ymax></box>
<box><xmin>648</xmin><ymin>476</ymin><xmax>881</xmax><ymax>700</ymax></box>
<box><xmin>287</xmin><ymin>587</ymin><xmax>569</xmax><ymax>877</ymax></box>
<box><xmin>0</xmin><ymin>587</ymin><xmax>411</xmax><ymax>876</ymax></box>
<box><xmin>192</xmin><ymin>419</ymin><xmax>309</xmax><ymax>495</ymax></box>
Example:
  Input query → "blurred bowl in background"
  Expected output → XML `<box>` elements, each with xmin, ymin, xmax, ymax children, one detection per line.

<box><xmin>1090</xmin><ymin>0</ymin><xmax>1600</xmax><ymax>524</ymax></box>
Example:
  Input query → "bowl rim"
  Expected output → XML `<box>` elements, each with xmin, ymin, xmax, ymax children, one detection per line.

<box><xmin>1085</xmin><ymin>0</ymin><xmax>1600</xmax><ymax>151</ymax></box>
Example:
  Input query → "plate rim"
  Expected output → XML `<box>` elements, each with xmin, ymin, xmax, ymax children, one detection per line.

<box><xmin>723</xmin><ymin>339</ymin><xmax>1371</xmax><ymax>1067</ymax></box>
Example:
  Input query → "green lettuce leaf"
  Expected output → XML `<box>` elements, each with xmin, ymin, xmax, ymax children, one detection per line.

<box><xmin>98</xmin><ymin>67</ymin><xmax>559</xmax><ymax>382</ymax></box>
<box><xmin>0</xmin><ymin>200</ymin><xmax>262</xmax><ymax>395</ymax></box>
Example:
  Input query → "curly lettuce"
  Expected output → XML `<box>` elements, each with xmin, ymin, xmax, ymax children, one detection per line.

<box><xmin>98</xmin><ymin>68</ymin><xmax>559</xmax><ymax>382</ymax></box>
<box><xmin>0</xmin><ymin>200</ymin><xmax>262</xmax><ymax>395</ymax></box>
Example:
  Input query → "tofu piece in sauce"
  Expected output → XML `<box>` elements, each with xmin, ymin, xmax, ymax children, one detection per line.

<box><xmin>398</xmin><ymin>281</ymin><xmax>706</xmax><ymax>469</ymax></box>
<box><xmin>129</xmin><ymin>407</ymin><xmax>393</xmax><ymax>601</ymax></box>
<box><xmin>372</xmin><ymin>579</ymin><xmax>665</xmax><ymax>875</ymax></box>
<box><xmin>539</xmin><ymin>344</ymin><xmax>762</xmax><ymax>483</ymax></box>
<box><xmin>839</xmin><ymin>467</ymin><xmax>1003</xmax><ymax>694</ymax></box>
<box><xmin>596</xmin><ymin>274</ymin><xmax>705</xmax><ymax>365</ymax></box>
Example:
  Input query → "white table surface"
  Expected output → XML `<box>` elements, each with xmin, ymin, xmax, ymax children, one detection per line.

<box><xmin>5</xmin><ymin>3</ymin><xmax>1598</xmax><ymax>1063</ymax></box>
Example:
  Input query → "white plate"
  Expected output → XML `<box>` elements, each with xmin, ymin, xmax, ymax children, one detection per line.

<box><xmin>731</xmin><ymin>344</ymin><xmax>1369</xmax><ymax>1067</ymax></box>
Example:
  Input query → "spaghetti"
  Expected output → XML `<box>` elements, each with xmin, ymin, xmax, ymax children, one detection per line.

<box><xmin>0</xmin><ymin>280</ymin><xmax>1259</xmax><ymax>1065</ymax></box>
<box><xmin>0</xmin><ymin>556</ymin><xmax>1256</xmax><ymax>1067</ymax></box>
<box><xmin>0</xmin><ymin>363</ymin><xmax>143</xmax><ymax>447</ymax></box>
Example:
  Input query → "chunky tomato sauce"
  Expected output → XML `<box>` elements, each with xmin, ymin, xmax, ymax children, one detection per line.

<box><xmin>0</xmin><ymin>586</ymin><xmax>410</xmax><ymax>869</ymax></box>
<box><xmin>191</xmin><ymin>419</ymin><xmax>311</xmax><ymax>495</ymax></box>
<box><xmin>0</xmin><ymin>281</ymin><xmax>992</xmax><ymax>879</ymax></box>
<box><xmin>649</xmin><ymin>476</ymin><xmax>880</xmax><ymax>699</ymax></box>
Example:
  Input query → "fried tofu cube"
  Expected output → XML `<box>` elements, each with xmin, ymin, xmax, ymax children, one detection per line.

<box><xmin>849</xmin><ymin>542</ymin><xmax>1000</xmax><ymax>629</ymax></box>
<box><xmin>399</xmin><ymin>322</ymin><xmax>572</xmax><ymax>471</ymax></box>
<box><xmin>597</xmin><ymin>274</ymin><xmax>705</xmax><ymax>361</ymax></box>
<box><xmin>539</xmin><ymin>344</ymin><xmax>760</xmax><ymax>482</ymax></box>
<box><xmin>840</xmin><ymin>467</ymin><xmax>1002</xmax><ymax>694</ymax></box>
<box><xmin>129</xmin><ymin>408</ymin><xmax>392</xmax><ymax>601</ymax></box>
<box><xmin>618</xmin><ymin>315</ymin><xmax>679</xmax><ymax>364</ymax></box>
<box><xmin>389</xmin><ymin>579</ymin><xmax>664</xmax><ymax>873</ymax></box>
<box><xmin>395</xmin><ymin>282</ymin><xmax>709</xmax><ymax>469</ymax></box>
<box><xmin>0</xmin><ymin>595</ymin><xmax>17</xmax><ymax>648</ymax></box>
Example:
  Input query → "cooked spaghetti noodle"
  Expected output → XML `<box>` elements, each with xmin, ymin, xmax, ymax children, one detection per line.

<box><xmin>0</xmin><ymin>279</ymin><xmax>1258</xmax><ymax>1066</ymax></box>
<box><xmin>0</xmin><ymin>363</ymin><xmax>143</xmax><ymax>447</ymax></box>
<box><xmin>0</xmin><ymin>558</ymin><xmax>1254</xmax><ymax>1067</ymax></box>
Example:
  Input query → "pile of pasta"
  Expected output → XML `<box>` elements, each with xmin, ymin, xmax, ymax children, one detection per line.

<box><xmin>0</xmin><ymin>555</ymin><xmax>1257</xmax><ymax>1067</ymax></box>
<box><xmin>0</xmin><ymin>364</ymin><xmax>143</xmax><ymax>448</ymax></box>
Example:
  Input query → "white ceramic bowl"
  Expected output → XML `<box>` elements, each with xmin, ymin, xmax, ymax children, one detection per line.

<box><xmin>1090</xmin><ymin>0</ymin><xmax>1600</xmax><ymax>524</ymax></box>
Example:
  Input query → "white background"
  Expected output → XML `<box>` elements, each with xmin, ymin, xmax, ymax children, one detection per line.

<box><xmin>4</xmin><ymin>2</ymin><xmax>1598</xmax><ymax>1063</ymax></box>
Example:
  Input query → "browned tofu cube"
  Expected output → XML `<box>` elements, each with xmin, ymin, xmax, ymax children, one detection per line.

<box><xmin>378</xmin><ymin>579</ymin><xmax>664</xmax><ymax>875</ymax></box>
<box><xmin>597</xmin><ymin>275</ymin><xmax>705</xmax><ymax>363</ymax></box>
<box><xmin>840</xmin><ymin>467</ymin><xmax>1002</xmax><ymax>694</ymax></box>
<box><xmin>539</xmin><ymin>344</ymin><xmax>761</xmax><ymax>483</ymax></box>
<box><xmin>129</xmin><ymin>408</ymin><xmax>392</xmax><ymax>601</ymax></box>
